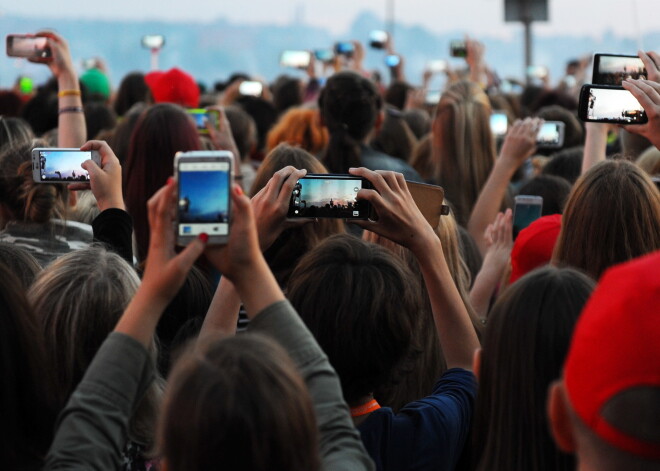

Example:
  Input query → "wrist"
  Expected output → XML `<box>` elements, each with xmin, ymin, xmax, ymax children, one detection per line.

<box><xmin>58</xmin><ymin>72</ymin><xmax>79</xmax><ymax>90</ymax></box>
<box><xmin>410</xmin><ymin>232</ymin><xmax>443</xmax><ymax>265</ymax></box>
<box><xmin>97</xmin><ymin>197</ymin><xmax>126</xmax><ymax>212</ymax></box>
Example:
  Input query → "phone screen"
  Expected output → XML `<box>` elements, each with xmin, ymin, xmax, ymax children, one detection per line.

<box><xmin>490</xmin><ymin>112</ymin><xmax>508</xmax><ymax>138</ymax></box>
<box><xmin>315</xmin><ymin>49</ymin><xmax>334</xmax><ymax>62</ymax></box>
<box><xmin>594</xmin><ymin>54</ymin><xmax>646</xmax><ymax>86</ymax></box>
<box><xmin>7</xmin><ymin>35</ymin><xmax>51</xmax><ymax>59</ymax></box>
<box><xmin>526</xmin><ymin>65</ymin><xmax>548</xmax><ymax>79</ymax></box>
<box><xmin>36</xmin><ymin>150</ymin><xmax>92</xmax><ymax>182</ymax></box>
<box><xmin>385</xmin><ymin>54</ymin><xmax>401</xmax><ymax>67</ymax></box>
<box><xmin>513</xmin><ymin>197</ymin><xmax>543</xmax><ymax>238</ymax></box>
<box><xmin>187</xmin><ymin>109</ymin><xmax>218</xmax><ymax>133</ymax></box>
<box><xmin>581</xmin><ymin>86</ymin><xmax>647</xmax><ymax>124</ymax></box>
<box><xmin>537</xmin><ymin>122</ymin><xmax>563</xmax><ymax>147</ymax></box>
<box><xmin>177</xmin><ymin>161</ymin><xmax>230</xmax><ymax>239</ymax></box>
<box><xmin>369</xmin><ymin>30</ymin><xmax>388</xmax><ymax>48</ymax></box>
<box><xmin>335</xmin><ymin>42</ymin><xmax>355</xmax><ymax>56</ymax></box>
<box><xmin>280</xmin><ymin>50</ymin><xmax>311</xmax><ymax>69</ymax></box>
<box><xmin>288</xmin><ymin>176</ymin><xmax>371</xmax><ymax>219</ymax></box>
<box><xmin>427</xmin><ymin>60</ymin><xmax>447</xmax><ymax>73</ymax></box>
<box><xmin>142</xmin><ymin>35</ymin><xmax>165</xmax><ymax>49</ymax></box>
<box><xmin>239</xmin><ymin>81</ymin><xmax>263</xmax><ymax>97</ymax></box>
<box><xmin>450</xmin><ymin>40</ymin><xmax>467</xmax><ymax>58</ymax></box>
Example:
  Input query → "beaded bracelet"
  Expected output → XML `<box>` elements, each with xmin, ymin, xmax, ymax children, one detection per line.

<box><xmin>58</xmin><ymin>106</ymin><xmax>84</xmax><ymax>114</ymax></box>
<box><xmin>58</xmin><ymin>89</ymin><xmax>81</xmax><ymax>98</ymax></box>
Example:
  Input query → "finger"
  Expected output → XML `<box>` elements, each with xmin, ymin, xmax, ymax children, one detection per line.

<box><xmin>632</xmin><ymin>79</ymin><xmax>660</xmax><ymax>106</ymax></box>
<box><xmin>622</xmin><ymin>80</ymin><xmax>658</xmax><ymax>111</ymax></box>
<box><xmin>276</xmin><ymin>168</ymin><xmax>307</xmax><ymax>208</ymax></box>
<box><xmin>639</xmin><ymin>50</ymin><xmax>660</xmax><ymax>76</ymax></box>
<box><xmin>375</xmin><ymin>170</ymin><xmax>402</xmax><ymax>192</ymax></box>
<box><xmin>503</xmin><ymin>208</ymin><xmax>513</xmax><ymax>241</ymax></box>
<box><xmin>356</xmin><ymin>188</ymin><xmax>386</xmax><ymax>216</ymax></box>
<box><xmin>350</xmin><ymin>167</ymin><xmax>390</xmax><ymax>195</ymax></box>
<box><xmin>174</xmin><ymin>235</ymin><xmax>207</xmax><ymax>271</ymax></box>
<box><xmin>267</xmin><ymin>166</ymin><xmax>299</xmax><ymax>199</ymax></box>
<box><xmin>647</xmin><ymin>51</ymin><xmax>660</xmax><ymax>71</ymax></box>
<box><xmin>147</xmin><ymin>179</ymin><xmax>175</xmax><ymax>234</ymax></box>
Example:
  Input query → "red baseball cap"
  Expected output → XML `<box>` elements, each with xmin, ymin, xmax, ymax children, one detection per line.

<box><xmin>509</xmin><ymin>214</ymin><xmax>562</xmax><ymax>284</ymax></box>
<box><xmin>564</xmin><ymin>250</ymin><xmax>660</xmax><ymax>459</ymax></box>
<box><xmin>145</xmin><ymin>67</ymin><xmax>199</xmax><ymax>108</ymax></box>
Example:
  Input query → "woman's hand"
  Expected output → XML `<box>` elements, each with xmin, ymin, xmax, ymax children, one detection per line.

<box><xmin>622</xmin><ymin>78</ymin><xmax>660</xmax><ymax>150</ymax></box>
<box><xmin>31</xmin><ymin>31</ymin><xmax>76</xmax><ymax>84</ymax></box>
<box><xmin>69</xmin><ymin>140</ymin><xmax>125</xmax><ymax>211</ymax></box>
<box><xmin>498</xmin><ymin>118</ymin><xmax>543</xmax><ymax>168</ymax></box>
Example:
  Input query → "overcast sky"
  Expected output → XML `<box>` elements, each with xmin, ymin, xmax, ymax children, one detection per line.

<box><xmin>2</xmin><ymin>0</ymin><xmax>658</xmax><ymax>41</ymax></box>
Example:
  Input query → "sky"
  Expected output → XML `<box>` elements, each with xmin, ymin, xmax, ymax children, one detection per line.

<box><xmin>300</xmin><ymin>178</ymin><xmax>362</xmax><ymax>206</ymax></box>
<box><xmin>42</xmin><ymin>150</ymin><xmax>89</xmax><ymax>177</ymax></box>
<box><xmin>179</xmin><ymin>170</ymin><xmax>229</xmax><ymax>220</ymax></box>
<box><xmin>2</xmin><ymin>0</ymin><xmax>658</xmax><ymax>40</ymax></box>
<box><xmin>591</xmin><ymin>88</ymin><xmax>644</xmax><ymax>119</ymax></box>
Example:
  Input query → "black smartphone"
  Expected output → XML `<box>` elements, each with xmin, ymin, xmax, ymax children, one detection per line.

<box><xmin>175</xmin><ymin>151</ymin><xmax>233</xmax><ymax>245</ymax></box>
<box><xmin>578</xmin><ymin>84</ymin><xmax>647</xmax><ymax>124</ymax></box>
<box><xmin>334</xmin><ymin>42</ymin><xmax>355</xmax><ymax>57</ymax></box>
<box><xmin>288</xmin><ymin>174</ymin><xmax>374</xmax><ymax>219</ymax></box>
<box><xmin>592</xmin><ymin>53</ymin><xmax>646</xmax><ymax>86</ymax></box>
<box><xmin>450</xmin><ymin>40</ymin><xmax>467</xmax><ymax>58</ymax></box>
<box><xmin>6</xmin><ymin>34</ymin><xmax>51</xmax><ymax>59</ymax></box>
<box><xmin>31</xmin><ymin>148</ymin><xmax>101</xmax><ymax>183</ymax></box>
<box><xmin>513</xmin><ymin>195</ymin><xmax>543</xmax><ymax>238</ymax></box>
<box><xmin>536</xmin><ymin>121</ymin><xmax>565</xmax><ymax>149</ymax></box>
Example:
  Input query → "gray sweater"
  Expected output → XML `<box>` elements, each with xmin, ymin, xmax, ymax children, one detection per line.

<box><xmin>44</xmin><ymin>300</ymin><xmax>374</xmax><ymax>471</ymax></box>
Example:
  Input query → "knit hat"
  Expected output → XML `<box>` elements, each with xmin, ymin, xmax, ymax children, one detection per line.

<box><xmin>145</xmin><ymin>67</ymin><xmax>199</xmax><ymax>108</ymax></box>
<box><xmin>563</xmin><ymin>250</ymin><xmax>660</xmax><ymax>459</ymax></box>
<box><xmin>509</xmin><ymin>214</ymin><xmax>562</xmax><ymax>284</ymax></box>
<box><xmin>80</xmin><ymin>68</ymin><xmax>111</xmax><ymax>100</ymax></box>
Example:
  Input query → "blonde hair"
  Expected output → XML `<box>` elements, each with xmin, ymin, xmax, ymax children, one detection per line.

<box><xmin>266</xmin><ymin>107</ymin><xmax>328</xmax><ymax>155</ymax></box>
<box><xmin>431</xmin><ymin>80</ymin><xmax>496</xmax><ymax>225</ymax></box>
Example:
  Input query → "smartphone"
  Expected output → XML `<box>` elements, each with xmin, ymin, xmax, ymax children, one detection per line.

<box><xmin>369</xmin><ymin>30</ymin><xmax>388</xmax><ymax>49</ymax></box>
<box><xmin>186</xmin><ymin>109</ymin><xmax>220</xmax><ymax>134</ymax></box>
<box><xmin>82</xmin><ymin>58</ymin><xmax>98</xmax><ymax>70</ymax></box>
<box><xmin>427</xmin><ymin>60</ymin><xmax>448</xmax><ymax>74</ymax></box>
<box><xmin>175</xmin><ymin>151</ymin><xmax>233</xmax><ymax>245</ymax></box>
<box><xmin>239</xmin><ymin>81</ymin><xmax>263</xmax><ymax>97</ymax></box>
<box><xmin>490</xmin><ymin>111</ymin><xmax>508</xmax><ymax>138</ymax></box>
<box><xmin>141</xmin><ymin>34</ymin><xmax>165</xmax><ymax>49</ymax></box>
<box><xmin>334</xmin><ymin>42</ymin><xmax>355</xmax><ymax>57</ymax></box>
<box><xmin>288</xmin><ymin>174</ymin><xmax>374</xmax><ymax>219</ymax></box>
<box><xmin>31</xmin><ymin>148</ymin><xmax>101</xmax><ymax>183</ymax></box>
<box><xmin>314</xmin><ymin>49</ymin><xmax>334</xmax><ymax>63</ymax></box>
<box><xmin>450</xmin><ymin>40</ymin><xmax>467</xmax><ymax>58</ymax></box>
<box><xmin>513</xmin><ymin>195</ymin><xmax>543</xmax><ymax>238</ymax></box>
<box><xmin>578</xmin><ymin>84</ymin><xmax>647</xmax><ymax>124</ymax></box>
<box><xmin>536</xmin><ymin>121</ymin><xmax>565</xmax><ymax>149</ymax></box>
<box><xmin>425</xmin><ymin>90</ymin><xmax>441</xmax><ymax>106</ymax></box>
<box><xmin>592</xmin><ymin>53</ymin><xmax>646</xmax><ymax>86</ymax></box>
<box><xmin>526</xmin><ymin>65</ymin><xmax>549</xmax><ymax>80</ymax></box>
<box><xmin>385</xmin><ymin>54</ymin><xmax>401</xmax><ymax>68</ymax></box>
<box><xmin>280</xmin><ymin>50</ymin><xmax>311</xmax><ymax>69</ymax></box>
<box><xmin>6</xmin><ymin>34</ymin><xmax>51</xmax><ymax>59</ymax></box>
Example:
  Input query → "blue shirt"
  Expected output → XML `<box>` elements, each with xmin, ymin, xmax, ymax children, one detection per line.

<box><xmin>358</xmin><ymin>368</ymin><xmax>477</xmax><ymax>471</ymax></box>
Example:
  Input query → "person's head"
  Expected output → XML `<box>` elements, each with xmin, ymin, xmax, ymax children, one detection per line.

<box><xmin>21</xmin><ymin>80</ymin><xmax>58</xmax><ymax>136</ymax></box>
<box><xmin>0</xmin><ymin>262</ymin><xmax>56</xmax><ymax>470</ymax></box>
<box><xmin>535</xmin><ymin>105</ymin><xmax>584</xmax><ymax>151</ymax></box>
<box><xmin>106</xmin><ymin>102</ymin><xmax>148</xmax><ymax>164</ymax></box>
<box><xmin>271</xmin><ymin>75</ymin><xmax>304</xmax><ymax>115</ymax></box>
<box><xmin>266</xmin><ymin>107</ymin><xmax>329</xmax><ymax>155</ymax></box>
<box><xmin>517</xmin><ymin>175</ymin><xmax>572</xmax><ymax>216</ymax></box>
<box><xmin>371</xmin><ymin>107</ymin><xmax>418</xmax><ymax>162</ymax></box>
<box><xmin>473</xmin><ymin>266</ymin><xmax>595</xmax><ymax>471</ymax></box>
<box><xmin>549</xmin><ymin>251</ymin><xmax>660</xmax><ymax>470</ymax></box>
<box><xmin>552</xmin><ymin>160</ymin><xmax>660</xmax><ymax>280</ymax></box>
<box><xmin>402</xmin><ymin>108</ymin><xmax>431</xmax><ymax>140</ymax></box>
<box><xmin>114</xmin><ymin>72</ymin><xmax>152</xmax><ymax>117</ymax></box>
<box><xmin>158</xmin><ymin>334</ymin><xmax>320</xmax><ymax>471</ymax></box>
<box><xmin>509</xmin><ymin>214</ymin><xmax>562</xmax><ymax>284</ymax></box>
<box><xmin>145</xmin><ymin>68</ymin><xmax>200</xmax><ymax>108</ymax></box>
<box><xmin>235</xmin><ymin>96</ymin><xmax>278</xmax><ymax>159</ymax></box>
<box><xmin>0</xmin><ymin>242</ymin><xmax>41</xmax><ymax>289</ymax></box>
<box><xmin>541</xmin><ymin>146</ymin><xmax>583</xmax><ymax>185</ymax></box>
<box><xmin>80</xmin><ymin>68</ymin><xmax>111</xmax><ymax>103</ymax></box>
<box><xmin>250</xmin><ymin>144</ymin><xmax>344</xmax><ymax>285</ymax></box>
<box><xmin>0</xmin><ymin>116</ymin><xmax>34</xmax><ymax>154</ymax></box>
<box><xmin>318</xmin><ymin>71</ymin><xmax>383</xmax><ymax>173</ymax></box>
<box><xmin>384</xmin><ymin>80</ymin><xmax>413</xmax><ymax>110</ymax></box>
<box><xmin>0</xmin><ymin>90</ymin><xmax>24</xmax><ymax>117</ymax></box>
<box><xmin>531</xmin><ymin>91</ymin><xmax>578</xmax><ymax>113</ymax></box>
<box><xmin>432</xmin><ymin>80</ymin><xmax>495</xmax><ymax>225</ymax></box>
<box><xmin>636</xmin><ymin>145</ymin><xmax>660</xmax><ymax>177</ymax></box>
<box><xmin>124</xmin><ymin>103</ymin><xmax>201</xmax><ymax>260</ymax></box>
<box><xmin>224</xmin><ymin>105</ymin><xmax>257</xmax><ymax>160</ymax></box>
<box><xmin>84</xmin><ymin>102</ymin><xmax>117</xmax><ymax>140</ymax></box>
<box><xmin>287</xmin><ymin>234</ymin><xmax>421</xmax><ymax>405</ymax></box>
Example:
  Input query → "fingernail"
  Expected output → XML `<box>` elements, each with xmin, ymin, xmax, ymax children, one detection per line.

<box><xmin>199</xmin><ymin>233</ymin><xmax>209</xmax><ymax>243</ymax></box>
<box><xmin>166</xmin><ymin>177</ymin><xmax>174</xmax><ymax>185</ymax></box>
<box><xmin>234</xmin><ymin>184</ymin><xmax>243</xmax><ymax>196</ymax></box>
<box><xmin>349</xmin><ymin>167</ymin><xmax>357</xmax><ymax>171</ymax></box>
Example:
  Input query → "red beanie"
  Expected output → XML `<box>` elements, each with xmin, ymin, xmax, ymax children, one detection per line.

<box><xmin>564</xmin><ymin>250</ymin><xmax>660</xmax><ymax>459</ymax></box>
<box><xmin>145</xmin><ymin>67</ymin><xmax>199</xmax><ymax>108</ymax></box>
<box><xmin>509</xmin><ymin>214</ymin><xmax>562</xmax><ymax>284</ymax></box>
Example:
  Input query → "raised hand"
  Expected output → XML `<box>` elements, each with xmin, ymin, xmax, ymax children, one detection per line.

<box><xmin>69</xmin><ymin>140</ymin><xmax>125</xmax><ymax>211</ymax></box>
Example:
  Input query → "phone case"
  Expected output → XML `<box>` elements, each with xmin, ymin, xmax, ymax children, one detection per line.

<box><xmin>407</xmin><ymin>181</ymin><xmax>449</xmax><ymax>229</ymax></box>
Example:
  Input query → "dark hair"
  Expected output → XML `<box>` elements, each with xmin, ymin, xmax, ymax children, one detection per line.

<box><xmin>235</xmin><ymin>96</ymin><xmax>278</xmax><ymax>157</ymax></box>
<box><xmin>114</xmin><ymin>72</ymin><xmax>152</xmax><ymax>117</ymax></box>
<box><xmin>402</xmin><ymin>109</ymin><xmax>431</xmax><ymax>140</ymax></box>
<box><xmin>531</xmin><ymin>91</ymin><xmax>578</xmax><ymax>113</ymax></box>
<box><xmin>473</xmin><ymin>266</ymin><xmax>595</xmax><ymax>471</ymax></box>
<box><xmin>517</xmin><ymin>175</ymin><xmax>572</xmax><ymax>216</ymax></box>
<box><xmin>224</xmin><ymin>105</ymin><xmax>257</xmax><ymax>160</ymax></box>
<box><xmin>0</xmin><ymin>262</ymin><xmax>56</xmax><ymax>469</ymax></box>
<box><xmin>123</xmin><ymin>103</ymin><xmax>201</xmax><ymax>260</ymax></box>
<box><xmin>159</xmin><ymin>334</ymin><xmax>320</xmax><ymax>471</ymax></box>
<box><xmin>318</xmin><ymin>71</ymin><xmax>383</xmax><ymax>173</ymax></box>
<box><xmin>458</xmin><ymin>224</ymin><xmax>483</xmax><ymax>284</ymax></box>
<box><xmin>0</xmin><ymin>116</ymin><xmax>34</xmax><ymax>154</ymax></box>
<box><xmin>553</xmin><ymin>160</ymin><xmax>660</xmax><ymax>279</ymax></box>
<box><xmin>84</xmin><ymin>102</ymin><xmax>117</xmax><ymax>140</ymax></box>
<box><xmin>535</xmin><ymin>105</ymin><xmax>584</xmax><ymax>151</ymax></box>
<box><xmin>541</xmin><ymin>146</ymin><xmax>583</xmax><ymax>185</ymax></box>
<box><xmin>287</xmin><ymin>234</ymin><xmax>421</xmax><ymax>404</ymax></box>
<box><xmin>371</xmin><ymin>107</ymin><xmax>418</xmax><ymax>162</ymax></box>
<box><xmin>0</xmin><ymin>90</ymin><xmax>24</xmax><ymax>117</ymax></box>
<box><xmin>384</xmin><ymin>80</ymin><xmax>413</xmax><ymax>110</ymax></box>
<box><xmin>106</xmin><ymin>102</ymin><xmax>147</xmax><ymax>164</ymax></box>
<box><xmin>271</xmin><ymin>75</ymin><xmax>303</xmax><ymax>115</ymax></box>
<box><xmin>0</xmin><ymin>243</ymin><xmax>41</xmax><ymax>289</ymax></box>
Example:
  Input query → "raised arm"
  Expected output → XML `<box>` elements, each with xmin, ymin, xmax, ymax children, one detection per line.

<box><xmin>350</xmin><ymin>167</ymin><xmax>480</xmax><ymax>370</ymax></box>
<box><xmin>581</xmin><ymin>123</ymin><xmax>610</xmax><ymax>174</ymax></box>
<box><xmin>468</xmin><ymin>118</ymin><xmax>541</xmax><ymax>256</ymax></box>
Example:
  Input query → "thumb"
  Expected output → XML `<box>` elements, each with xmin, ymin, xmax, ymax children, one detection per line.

<box><xmin>175</xmin><ymin>235</ymin><xmax>207</xmax><ymax>271</ymax></box>
<box><xmin>81</xmin><ymin>159</ymin><xmax>102</xmax><ymax>178</ymax></box>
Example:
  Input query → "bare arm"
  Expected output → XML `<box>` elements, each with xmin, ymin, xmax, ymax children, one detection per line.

<box><xmin>581</xmin><ymin>123</ymin><xmax>609</xmax><ymax>175</ymax></box>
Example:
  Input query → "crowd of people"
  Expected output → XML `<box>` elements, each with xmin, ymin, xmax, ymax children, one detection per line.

<box><xmin>0</xmin><ymin>29</ymin><xmax>659</xmax><ymax>471</ymax></box>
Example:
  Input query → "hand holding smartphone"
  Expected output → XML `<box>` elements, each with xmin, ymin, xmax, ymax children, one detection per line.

<box><xmin>592</xmin><ymin>53</ymin><xmax>646</xmax><ymax>86</ymax></box>
<box><xmin>578</xmin><ymin>84</ymin><xmax>648</xmax><ymax>124</ymax></box>
<box><xmin>186</xmin><ymin>109</ymin><xmax>220</xmax><ymax>134</ymax></box>
<box><xmin>6</xmin><ymin>34</ymin><xmax>51</xmax><ymax>60</ymax></box>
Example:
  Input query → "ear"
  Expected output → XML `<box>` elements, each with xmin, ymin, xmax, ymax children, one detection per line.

<box><xmin>548</xmin><ymin>380</ymin><xmax>577</xmax><ymax>453</ymax></box>
<box><xmin>472</xmin><ymin>348</ymin><xmax>482</xmax><ymax>381</ymax></box>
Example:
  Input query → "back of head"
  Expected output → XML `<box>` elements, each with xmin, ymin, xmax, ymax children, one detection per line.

<box><xmin>433</xmin><ymin>80</ymin><xmax>495</xmax><ymax>225</ymax></box>
<box><xmin>84</xmin><ymin>102</ymin><xmax>117</xmax><ymax>140</ymax></box>
<box><xmin>21</xmin><ymin>81</ymin><xmax>58</xmax><ymax>136</ymax></box>
<box><xmin>160</xmin><ymin>334</ymin><xmax>320</xmax><ymax>471</ymax></box>
<box><xmin>384</xmin><ymin>80</ymin><xmax>412</xmax><ymax>110</ymax></box>
<box><xmin>371</xmin><ymin>107</ymin><xmax>418</xmax><ymax>162</ymax></box>
<box><xmin>0</xmin><ymin>242</ymin><xmax>41</xmax><ymax>289</ymax></box>
<box><xmin>517</xmin><ymin>174</ymin><xmax>572</xmax><ymax>216</ymax></box>
<box><xmin>535</xmin><ymin>105</ymin><xmax>584</xmax><ymax>151</ymax></box>
<box><xmin>124</xmin><ymin>103</ymin><xmax>201</xmax><ymax>260</ymax></box>
<box><xmin>318</xmin><ymin>71</ymin><xmax>382</xmax><ymax>173</ymax></box>
<box><xmin>224</xmin><ymin>105</ymin><xmax>257</xmax><ymax>160</ymax></box>
<box><xmin>114</xmin><ymin>72</ymin><xmax>151</xmax><ymax>117</ymax></box>
<box><xmin>266</xmin><ymin>107</ymin><xmax>328</xmax><ymax>155</ymax></box>
<box><xmin>0</xmin><ymin>90</ymin><xmax>23</xmax><ymax>117</ymax></box>
<box><xmin>553</xmin><ymin>160</ymin><xmax>660</xmax><ymax>279</ymax></box>
<box><xmin>474</xmin><ymin>266</ymin><xmax>595</xmax><ymax>471</ymax></box>
<box><xmin>541</xmin><ymin>146</ymin><xmax>583</xmax><ymax>185</ymax></box>
<box><xmin>402</xmin><ymin>108</ymin><xmax>431</xmax><ymax>140</ymax></box>
<box><xmin>235</xmin><ymin>96</ymin><xmax>278</xmax><ymax>158</ymax></box>
<box><xmin>0</xmin><ymin>116</ymin><xmax>34</xmax><ymax>154</ymax></box>
<box><xmin>271</xmin><ymin>75</ymin><xmax>303</xmax><ymax>114</ymax></box>
<box><xmin>80</xmin><ymin>68</ymin><xmax>111</xmax><ymax>103</ymax></box>
<box><xmin>561</xmin><ymin>251</ymin><xmax>660</xmax><ymax>467</ymax></box>
<box><xmin>287</xmin><ymin>234</ymin><xmax>421</xmax><ymax>404</ymax></box>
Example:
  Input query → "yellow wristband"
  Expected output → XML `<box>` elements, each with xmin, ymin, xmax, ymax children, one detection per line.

<box><xmin>58</xmin><ymin>89</ymin><xmax>81</xmax><ymax>98</ymax></box>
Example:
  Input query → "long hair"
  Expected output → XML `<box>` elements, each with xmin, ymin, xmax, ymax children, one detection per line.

<box><xmin>552</xmin><ymin>160</ymin><xmax>660</xmax><ymax>280</ymax></box>
<box><xmin>123</xmin><ymin>103</ymin><xmax>201</xmax><ymax>260</ymax></box>
<box><xmin>473</xmin><ymin>266</ymin><xmax>595</xmax><ymax>471</ymax></box>
<box><xmin>318</xmin><ymin>71</ymin><xmax>382</xmax><ymax>173</ymax></box>
<box><xmin>266</xmin><ymin>107</ymin><xmax>328</xmax><ymax>155</ymax></box>
<box><xmin>431</xmin><ymin>80</ymin><xmax>496</xmax><ymax>225</ymax></box>
<box><xmin>159</xmin><ymin>334</ymin><xmax>320</xmax><ymax>471</ymax></box>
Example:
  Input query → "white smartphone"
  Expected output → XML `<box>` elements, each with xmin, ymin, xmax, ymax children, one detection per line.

<box><xmin>239</xmin><ymin>81</ymin><xmax>263</xmax><ymax>97</ymax></box>
<box><xmin>175</xmin><ymin>150</ymin><xmax>234</xmax><ymax>246</ymax></box>
<box><xmin>536</xmin><ymin>121</ymin><xmax>565</xmax><ymax>149</ymax></box>
<box><xmin>31</xmin><ymin>148</ymin><xmax>101</xmax><ymax>183</ymax></box>
<box><xmin>513</xmin><ymin>195</ymin><xmax>543</xmax><ymax>238</ymax></box>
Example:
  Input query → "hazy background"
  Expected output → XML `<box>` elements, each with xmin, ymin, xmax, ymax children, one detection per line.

<box><xmin>1</xmin><ymin>0</ymin><xmax>659</xmax><ymax>89</ymax></box>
